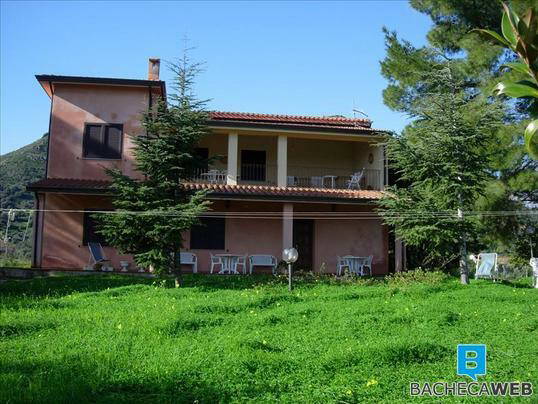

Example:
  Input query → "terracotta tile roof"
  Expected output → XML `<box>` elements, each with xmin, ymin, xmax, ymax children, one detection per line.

<box><xmin>184</xmin><ymin>182</ymin><xmax>383</xmax><ymax>200</ymax></box>
<box><xmin>208</xmin><ymin>111</ymin><xmax>387</xmax><ymax>134</ymax></box>
<box><xmin>27</xmin><ymin>178</ymin><xmax>383</xmax><ymax>201</ymax></box>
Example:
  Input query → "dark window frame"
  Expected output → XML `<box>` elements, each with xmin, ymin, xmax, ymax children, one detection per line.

<box><xmin>241</xmin><ymin>150</ymin><xmax>267</xmax><ymax>182</ymax></box>
<box><xmin>190</xmin><ymin>217</ymin><xmax>225</xmax><ymax>250</ymax></box>
<box><xmin>82</xmin><ymin>123</ymin><xmax>123</xmax><ymax>160</ymax></box>
<box><xmin>82</xmin><ymin>209</ymin><xmax>111</xmax><ymax>246</ymax></box>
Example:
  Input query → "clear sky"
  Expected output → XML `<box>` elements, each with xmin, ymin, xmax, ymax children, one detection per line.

<box><xmin>0</xmin><ymin>1</ymin><xmax>431</xmax><ymax>154</ymax></box>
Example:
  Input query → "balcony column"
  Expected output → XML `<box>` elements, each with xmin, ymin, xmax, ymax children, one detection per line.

<box><xmin>277</xmin><ymin>135</ymin><xmax>287</xmax><ymax>187</ymax></box>
<box><xmin>227</xmin><ymin>132</ymin><xmax>238</xmax><ymax>185</ymax></box>
<box><xmin>283</xmin><ymin>203</ymin><xmax>293</xmax><ymax>251</ymax></box>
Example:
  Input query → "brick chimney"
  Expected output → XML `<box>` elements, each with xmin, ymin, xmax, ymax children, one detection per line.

<box><xmin>148</xmin><ymin>58</ymin><xmax>160</xmax><ymax>81</ymax></box>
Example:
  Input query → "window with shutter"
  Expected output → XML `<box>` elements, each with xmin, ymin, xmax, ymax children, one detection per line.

<box><xmin>82</xmin><ymin>123</ymin><xmax>123</xmax><ymax>159</ymax></box>
<box><xmin>190</xmin><ymin>217</ymin><xmax>225</xmax><ymax>250</ymax></box>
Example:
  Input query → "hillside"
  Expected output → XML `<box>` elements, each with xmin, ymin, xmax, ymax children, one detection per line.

<box><xmin>0</xmin><ymin>134</ymin><xmax>48</xmax><ymax>257</ymax></box>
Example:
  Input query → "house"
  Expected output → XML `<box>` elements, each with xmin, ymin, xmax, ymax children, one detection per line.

<box><xmin>28</xmin><ymin>58</ymin><xmax>403</xmax><ymax>275</ymax></box>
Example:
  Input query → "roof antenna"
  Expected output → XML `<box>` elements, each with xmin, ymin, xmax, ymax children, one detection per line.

<box><xmin>352</xmin><ymin>98</ymin><xmax>369</xmax><ymax>119</ymax></box>
<box><xmin>353</xmin><ymin>108</ymin><xmax>369</xmax><ymax>118</ymax></box>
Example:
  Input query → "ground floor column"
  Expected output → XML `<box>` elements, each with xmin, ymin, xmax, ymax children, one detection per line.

<box><xmin>283</xmin><ymin>203</ymin><xmax>293</xmax><ymax>252</ymax></box>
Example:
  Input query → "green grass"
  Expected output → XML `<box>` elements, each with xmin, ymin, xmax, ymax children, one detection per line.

<box><xmin>0</xmin><ymin>273</ymin><xmax>536</xmax><ymax>403</ymax></box>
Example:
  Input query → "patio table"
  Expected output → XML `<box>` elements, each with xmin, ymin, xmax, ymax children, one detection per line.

<box><xmin>340</xmin><ymin>256</ymin><xmax>366</xmax><ymax>275</ymax></box>
<box><xmin>215</xmin><ymin>254</ymin><xmax>243</xmax><ymax>274</ymax></box>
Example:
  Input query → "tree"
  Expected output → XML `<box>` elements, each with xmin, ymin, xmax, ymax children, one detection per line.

<box><xmin>378</xmin><ymin>67</ymin><xmax>503</xmax><ymax>283</ymax></box>
<box><xmin>380</xmin><ymin>0</ymin><xmax>538</xmax><ymax>264</ymax></box>
<box><xmin>475</xmin><ymin>3</ymin><xmax>538</xmax><ymax>159</ymax></box>
<box><xmin>95</xmin><ymin>50</ymin><xmax>211</xmax><ymax>286</ymax></box>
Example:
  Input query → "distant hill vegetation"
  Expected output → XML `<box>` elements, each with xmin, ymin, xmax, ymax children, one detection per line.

<box><xmin>0</xmin><ymin>134</ymin><xmax>48</xmax><ymax>258</ymax></box>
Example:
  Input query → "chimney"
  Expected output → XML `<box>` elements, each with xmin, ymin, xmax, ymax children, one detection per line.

<box><xmin>148</xmin><ymin>58</ymin><xmax>160</xmax><ymax>81</ymax></box>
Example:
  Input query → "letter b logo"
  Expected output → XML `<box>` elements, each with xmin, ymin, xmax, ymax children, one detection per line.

<box><xmin>457</xmin><ymin>344</ymin><xmax>486</xmax><ymax>381</ymax></box>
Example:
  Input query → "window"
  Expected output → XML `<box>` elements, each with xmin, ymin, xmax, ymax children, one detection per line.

<box><xmin>83</xmin><ymin>123</ymin><xmax>123</xmax><ymax>159</ymax></box>
<box><xmin>241</xmin><ymin>150</ymin><xmax>266</xmax><ymax>181</ymax></box>
<box><xmin>190</xmin><ymin>217</ymin><xmax>225</xmax><ymax>249</ymax></box>
<box><xmin>83</xmin><ymin>210</ymin><xmax>109</xmax><ymax>246</ymax></box>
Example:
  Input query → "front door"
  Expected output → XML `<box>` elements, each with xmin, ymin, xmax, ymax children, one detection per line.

<box><xmin>293</xmin><ymin>219</ymin><xmax>314</xmax><ymax>271</ymax></box>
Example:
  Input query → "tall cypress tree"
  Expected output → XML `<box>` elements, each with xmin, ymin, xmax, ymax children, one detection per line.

<box><xmin>96</xmin><ymin>50</ymin><xmax>211</xmax><ymax>285</ymax></box>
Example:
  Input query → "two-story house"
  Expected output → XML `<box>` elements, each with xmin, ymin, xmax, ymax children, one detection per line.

<box><xmin>28</xmin><ymin>58</ymin><xmax>401</xmax><ymax>275</ymax></box>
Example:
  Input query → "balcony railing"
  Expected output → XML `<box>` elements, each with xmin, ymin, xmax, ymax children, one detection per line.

<box><xmin>187</xmin><ymin>166</ymin><xmax>382</xmax><ymax>190</ymax></box>
<box><xmin>188</xmin><ymin>167</ymin><xmax>227</xmax><ymax>184</ymax></box>
<box><xmin>287</xmin><ymin>166</ymin><xmax>381</xmax><ymax>190</ymax></box>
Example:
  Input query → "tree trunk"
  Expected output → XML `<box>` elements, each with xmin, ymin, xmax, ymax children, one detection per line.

<box><xmin>460</xmin><ymin>237</ymin><xmax>469</xmax><ymax>285</ymax></box>
<box><xmin>173</xmin><ymin>250</ymin><xmax>182</xmax><ymax>288</ymax></box>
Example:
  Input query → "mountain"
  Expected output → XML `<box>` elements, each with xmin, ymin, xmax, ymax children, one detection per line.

<box><xmin>0</xmin><ymin>134</ymin><xmax>48</xmax><ymax>257</ymax></box>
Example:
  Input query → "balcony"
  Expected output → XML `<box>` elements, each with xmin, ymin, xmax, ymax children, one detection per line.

<box><xmin>287</xmin><ymin>166</ymin><xmax>381</xmax><ymax>190</ymax></box>
<box><xmin>188</xmin><ymin>165</ymin><xmax>382</xmax><ymax>190</ymax></box>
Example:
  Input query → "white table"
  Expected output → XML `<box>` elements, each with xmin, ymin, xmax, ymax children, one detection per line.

<box><xmin>338</xmin><ymin>256</ymin><xmax>366</xmax><ymax>275</ymax></box>
<box><xmin>215</xmin><ymin>254</ymin><xmax>243</xmax><ymax>274</ymax></box>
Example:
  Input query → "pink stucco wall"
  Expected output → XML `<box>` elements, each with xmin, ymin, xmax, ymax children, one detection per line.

<box><xmin>38</xmin><ymin>196</ymin><xmax>388</xmax><ymax>275</ymax></box>
<box><xmin>47</xmin><ymin>83</ymin><xmax>155</xmax><ymax>181</ymax></box>
<box><xmin>39</xmin><ymin>194</ymin><xmax>134</xmax><ymax>270</ymax></box>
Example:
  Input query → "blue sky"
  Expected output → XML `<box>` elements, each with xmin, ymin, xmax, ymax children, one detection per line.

<box><xmin>0</xmin><ymin>1</ymin><xmax>431</xmax><ymax>154</ymax></box>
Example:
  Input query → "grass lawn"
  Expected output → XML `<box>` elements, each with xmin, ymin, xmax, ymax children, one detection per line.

<box><xmin>0</xmin><ymin>273</ymin><xmax>536</xmax><ymax>403</ymax></box>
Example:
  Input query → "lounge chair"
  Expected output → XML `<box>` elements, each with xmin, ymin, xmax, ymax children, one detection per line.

<box><xmin>347</xmin><ymin>170</ymin><xmax>364</xmax><ymax>190</ymax></box>
<box><xmin>474</xmin><ymin>253</ymin><xmax>498</xmax><ymax>280</ymax></box>
<box><xmin>87</xmin><ymin>242</ymin><xmax>113</xmax><ymax>271</ymax></box>
<box><xmin>248</xmin><ymin>255</ymin><xmax>278</xmax><ymax>275</ymax></box>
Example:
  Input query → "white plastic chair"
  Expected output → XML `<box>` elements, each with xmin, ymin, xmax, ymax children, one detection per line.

<box><xmin>347</xmin><ymin>170</ymin><xmax>364</xmax><ymax>190</ymax></box>
<box><xmin>233</xmin><ymin>255</ymin><xmax>247</xmax><ymax>274</ymax></box>
<box><xmin>180</xmin><ymin>252</ymin><xmax>198</xmax><ymax>273</ymax></box>
<box><xmin>248</xmin><ymin>255</ymin><xmax>278</xmax><ymax>275</ymax></box>
<box><xmin>362</xmin><ymin>255</ymin><xmax>373</xmax><ymax>276</ymax></box>
<box><xmin>210</xmin><ymin>254</ymin><xmax>222</xmax><ymax>274</ymax></box>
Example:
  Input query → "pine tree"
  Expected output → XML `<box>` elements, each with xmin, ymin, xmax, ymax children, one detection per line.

<box><xmin>95</xmin><ymin>50</ymin><xmax>211</xmax><ymax>285</ymax></box>
<box><xmin>380</xmin><ymin>0</ymin><xmax>537</xmax><ymax>263</ymax></box>
<box><xmin>378</xmin><ymin>67</ymin><xmax>503</xmax><ymax>282</ymax></box>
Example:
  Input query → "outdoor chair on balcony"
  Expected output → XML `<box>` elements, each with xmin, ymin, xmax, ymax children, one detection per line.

<box><xmin>287</xmin><ymin>176</ymin><xmax>297</xmax><ymax>186</ymax></box>
<box><xmin>347</xmin><ymin>170</ymin><xmax>364</xmax><ymax>190</ymax></box>
<box><xmin>180</xmin><ymin>252</ymin><xmax>198</xmax><ymax>273</ymax></box>
<box><xmin>248</xmin><ymin>255</ymin><xmax>278</xmax><ymax>275</ymax></box>
<box><xmin>87</xmin><ymin>242</ymin><xmax>113</xmax><ymax>271</ymax></box>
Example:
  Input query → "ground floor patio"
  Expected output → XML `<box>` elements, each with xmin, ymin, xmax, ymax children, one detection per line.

<box><xmin>32</xmin><ymin>192</ymin><xmax>393</xmax><ymax>275</ymax></box>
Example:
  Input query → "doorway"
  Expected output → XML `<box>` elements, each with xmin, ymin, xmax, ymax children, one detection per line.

<box><xmin>293</xmin><ymin>219</ymin><xmax>314</xmax><ymax>270</ymax></box>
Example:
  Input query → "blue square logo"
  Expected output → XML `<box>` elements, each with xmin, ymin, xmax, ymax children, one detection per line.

<box><xmin>457</xmin><ymin>344</ymin><xmax>486</xmax><ymax>381</ymax></box>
